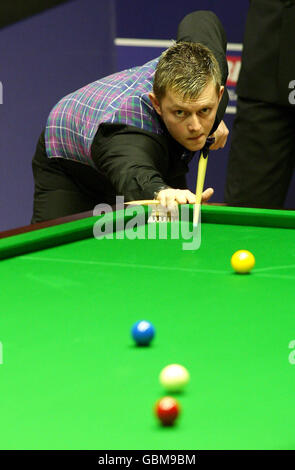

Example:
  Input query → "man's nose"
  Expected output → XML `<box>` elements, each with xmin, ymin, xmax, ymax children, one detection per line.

<box><xmin>187</xmin><ymin>115</ymin><xmax>201</xmax><ymax>132</ymax></box>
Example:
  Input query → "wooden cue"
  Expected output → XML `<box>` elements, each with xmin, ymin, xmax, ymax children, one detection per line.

<box><xmin>124</xmin><ymin>200</ymin><xmax>160</xmax><ymax>205</ymax></box>
<box><xmin>193</xmin><ymin>150</ymin><xmax>209</xmax><ymax>226</ymax></box>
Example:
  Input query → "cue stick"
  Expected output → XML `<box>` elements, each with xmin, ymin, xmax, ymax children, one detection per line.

<box><xmin>193</xmin><ymin>150</ymin><xmax>208</xmax><ymax>226</ymax></box>
<box><xmin>124</xmin><ymin>200</ymin><xmax>160</xmax><ymax>205</ymax></box>
<box><xmin>124</xmin><ymin>199</ymin><xmax>172</xmax><ymax>222</ymax></box>
<box><xmin>193</xmin><ymin>137</ymin><xmax>214</xmax><ymax>226</ymax></box>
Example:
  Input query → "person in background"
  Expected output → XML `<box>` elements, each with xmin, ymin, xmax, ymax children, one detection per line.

<box><xmin>225</xmin><ymin>0</ymin><xmax>295</xmax><ymax>208</ymax></box>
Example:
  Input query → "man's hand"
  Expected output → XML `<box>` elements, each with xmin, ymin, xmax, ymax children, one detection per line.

<box><xmin>156</xmin><ymin>187</ymin><xmax>214</xmax><ymax>209</ymax></box>
<box><xmin>209</xmin><ymin>120</ymin><xmax>229</xmax><ymax>150</ymax></box>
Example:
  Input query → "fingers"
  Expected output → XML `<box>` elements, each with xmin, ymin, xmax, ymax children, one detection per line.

<box><xmin>210</xmin><ymin>134</ymin><xmax>227</xmax><ymax>149</ymax></box>
<box><xmin>201</xmin><ymin>187</ymin><xmax>214</xmax><ymax>202</ymax></box>
<box><xmin>157</xmin><ymin>189</ymin><xmax>196</xmax><ymax>208</ymax></box>
<box><xmin>156</xmin><ymin>188</ymin><xmax>214</xmax><ymax>207</ymax></box>
<box><xmin>209</xmin><ymin>120</ymin><xmax>229</xmax><ymax>150</ymax></box>
<box><xmin>157</xmin><ymin>189</ymin><xmax>173</xmax><ymax>207</ymax></box>
<box><xmin>176</xmin><ymin>190</ymin><xmax>195</xmax><ymax>205</ymax></box>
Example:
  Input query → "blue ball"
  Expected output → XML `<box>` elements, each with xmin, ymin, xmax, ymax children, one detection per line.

<box><xmin>131</xmin><ymin>320</ymin><xmax>155</xmax><ymax>346</ymax></box>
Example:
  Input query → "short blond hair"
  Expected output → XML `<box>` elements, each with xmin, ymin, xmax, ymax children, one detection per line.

<box><xmin>153</xmin><ymin>41</ymin><xmax>221</xmax><ymax>101</ymax></box>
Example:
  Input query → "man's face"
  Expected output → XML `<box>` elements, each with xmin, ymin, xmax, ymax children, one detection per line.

<box><xmin>149</xmin><ymin>81</ymin><xmax>224</xmax><ymax>151</ymax></box>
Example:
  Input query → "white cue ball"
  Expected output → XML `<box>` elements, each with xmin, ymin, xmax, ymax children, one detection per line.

<box><xmin>159</xmin><ymin>364</ymin><xmax>190</xmax><ymax>392</ymax></box>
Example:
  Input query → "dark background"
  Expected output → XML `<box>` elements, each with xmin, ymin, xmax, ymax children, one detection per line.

<box><xmin>0</xmin><ymin>0</ymin><xmax>71</xmax><ymax>29</ymax></box>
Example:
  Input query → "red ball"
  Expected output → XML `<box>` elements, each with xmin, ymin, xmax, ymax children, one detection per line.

<box><xmin>155</xmin><ymin>397</ymin><xmax>180</xmax><ymax>426</ymax></box>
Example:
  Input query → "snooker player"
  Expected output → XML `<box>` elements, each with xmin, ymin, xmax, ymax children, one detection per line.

<box><xmin>31</xmin><ymin>10</ymin><xmax>229</xmax><ymax>223</ymax></box>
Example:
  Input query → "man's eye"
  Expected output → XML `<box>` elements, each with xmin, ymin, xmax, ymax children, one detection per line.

<box><xmin>175</xmin><ymin>110</ymin><xmax>185</xmax><ymax>117</ymax></box>
<box><xmin>200</xmin><ymin>108</ymin><xmax>210</xmax><ymax>115</ymax></box>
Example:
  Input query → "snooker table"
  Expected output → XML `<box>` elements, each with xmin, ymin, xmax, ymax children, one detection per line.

<box><xmin>1</xmin><ymin>203</ymin><xmax>295</xmax><ymax>450</ymax></box>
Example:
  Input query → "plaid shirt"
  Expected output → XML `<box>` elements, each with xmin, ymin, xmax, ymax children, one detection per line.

<box><xmin>44</xmin><ymin>58</ymin><xmax>173</xmax><ymax>168</ymax></box>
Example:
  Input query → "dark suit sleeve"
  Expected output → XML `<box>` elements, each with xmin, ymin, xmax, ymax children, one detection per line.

<box><xmin>236</xmin><ymin>0</ymin><xmax>295</xmax><ymax>106</ymax></box>
<box><xmin>91</xmin><ymin>127</ymin><xmax>171</xmax><ymax>201</ymax></box>
<box><xmin>177</xmin><ymin>10</ymin><xmax>229</xmax><ymax>131</ymax></box>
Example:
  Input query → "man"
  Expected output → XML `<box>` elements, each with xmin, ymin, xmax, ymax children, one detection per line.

<box><xmin>225</xmin><ymin>0</ymin><xmax>295</xmax><ymax>208</ymax></box>
<box><xmin>31</xmin><ymin>10</ymin><xmax>229</xmax><ymax>223</ymax></box>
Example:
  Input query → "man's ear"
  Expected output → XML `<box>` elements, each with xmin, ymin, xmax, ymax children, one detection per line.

<box><xmin>218</xmin><ymin>86</ymin><xmax>224</xmax><ymax>104</ymax></box>
<box><xmin>148</xmin><ymin>92</ymin><xmax>162</xmax><ymax>115</ymax></box>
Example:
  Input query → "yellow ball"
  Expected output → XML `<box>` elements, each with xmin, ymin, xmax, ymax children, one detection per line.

<box><xmin>231</xmin><ymin>250</ymin><xmax>255</xmax><ymax>274</ymax></box>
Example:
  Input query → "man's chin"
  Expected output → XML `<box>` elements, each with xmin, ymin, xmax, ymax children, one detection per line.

<box><xmin>184</xmin><ymin>139</ymin><xmax>206</xmax><ymax>151</ymax></box>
